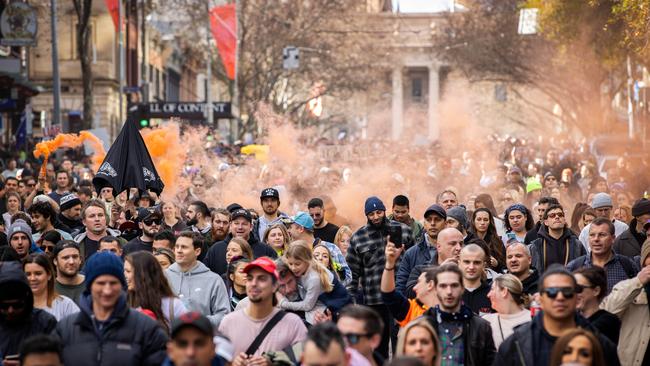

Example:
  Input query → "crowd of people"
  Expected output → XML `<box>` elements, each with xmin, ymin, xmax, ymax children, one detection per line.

<box><xmin>0</xmin><ymin>134</ymin><xmax>649</xmax><ymax>366</ymax></box>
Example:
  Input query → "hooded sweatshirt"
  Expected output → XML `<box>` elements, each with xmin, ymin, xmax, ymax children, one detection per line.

<box><xmin>165</xmin><ymin>261</ymin><xmax>230</xmax><ymax>327</ymax></box>
<box><xmin>0</xmin><ymin>264</ymin><xmax>57</xmax><ymax>357</ymax></box>
<box><xmin>529</xmin><ymin>225</ymin><xmax>586</xmax><ymax>273</ymax></box>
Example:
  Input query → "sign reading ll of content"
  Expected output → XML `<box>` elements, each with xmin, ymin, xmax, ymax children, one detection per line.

<box><xmin>147</xmin><ymin>102</ymin><xmax>232</xmax><ymax>119</ymax></box>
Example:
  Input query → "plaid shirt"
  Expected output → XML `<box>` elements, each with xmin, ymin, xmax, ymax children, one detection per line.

<box><xmin>566</xmin><ymin>251</ymin><xmax>639</xmax><ymax>293</ymax></box>
<box><xmin>439</xmin><ymin>321</ymin><xmax>465</xmax><ymax>366</ymax></box>
<box><xmin>345</xmin><ymin>220</ymin><xmax>412</xmax><ymax>305</ymax></box>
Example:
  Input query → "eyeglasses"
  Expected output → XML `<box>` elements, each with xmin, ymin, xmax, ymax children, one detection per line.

<box><xmin>547</xmin><ymin>212</ymin><xmax>565</xmax><ymax>219</ymax></box>
<box><xmin>0</xmin><ymin>301</ymin><xmax>26</xmax><ymax>311</ymax></box>
<box><xmin>541</xmin><ymin>286</ymin><xmax>580</xmax><ymax>299</ymax></box>
<box><xmin>342</xmin><ymin>333</ymin><xmax>372</xmax><ymax>345</ymax></box>
<box><xmin>143</xmin><ymin>219</ymin><xmax>162</xmax><ymax>226</ymax></box>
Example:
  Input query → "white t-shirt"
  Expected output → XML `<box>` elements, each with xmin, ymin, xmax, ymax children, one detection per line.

<box><xmin>43</xmin><ymin>295</ymin><xmax>80</xmax><ymax>321</ymax></box>
<box><xmin>161</xmin><ymin>296</ymin><xmax>188</xmax><ymax>325</ymax></box>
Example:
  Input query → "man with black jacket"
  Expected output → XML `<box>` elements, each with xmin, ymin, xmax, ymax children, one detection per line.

<box><xmin>56</xmin><ymin>251</ymin><xmax>168</xmax><ymax>365</ymax></box>
<box><xmin>459</xmin><ymin>244</ymin><xmax>493</xmax><ymax>314</ymax></box>
<box><xmin>494</xmin><ymin>265</ymin><xmax>620</xmax><ymax>366</ymax></box>
<box><xmin>0</xmin><ymin>264</ymin><xmax>57</xmax><ymax>363</ymax></box>
<box><xmin>613</xmin><ymin>198</ymin><xmax>650</xmax><ymax>257</ymax></box>
<box><xmin>203</xmin><ymin>209</ymin><xmax>277</xmax><ymax>275</ymax></box>
<box><xmin>422</xmin><ymin>263</ymin><xmax>495</xmax><ymax>366</ymax></box>
<box><xmin>529</xmin><ymin>204</ymin><xmax>586</xmax><ymax>274</ymax></box>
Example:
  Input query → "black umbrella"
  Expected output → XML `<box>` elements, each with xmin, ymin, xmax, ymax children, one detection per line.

<box><xmin>93</xmin><ymin>117</ymin><xmax>164</xmax><ymax>196</ymax></box>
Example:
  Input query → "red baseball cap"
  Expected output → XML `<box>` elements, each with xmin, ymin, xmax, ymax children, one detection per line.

<box><xmin>243</xmin><ymin>257</ymin><xmax>279</xmax><ymax>280</ymax></box>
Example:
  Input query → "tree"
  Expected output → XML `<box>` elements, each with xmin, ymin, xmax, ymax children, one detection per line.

<box><xmin>429</xmin><ymin>0</ymin><xmax>630</xmax><ymax>136</ymax></box>
<box><xmin>236</xmin><ymin>0</ymin><xmax>384</xmax><ymax>136</ymax></box>
<box><xmin>72</xmin><ymin>0</ymin><xmax>93</xmax><ymax>131</ymax></box>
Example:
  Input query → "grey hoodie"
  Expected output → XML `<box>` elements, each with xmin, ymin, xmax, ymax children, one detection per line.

<box><xmin>165</xmin><ymin>261</ymin><xmax>230</xmax><ymax>327</ymax></box>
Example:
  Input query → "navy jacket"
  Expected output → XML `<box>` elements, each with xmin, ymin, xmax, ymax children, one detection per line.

<box><xmin>396</xmin><ymin>236</ymin><xmax>434</xmax><ymax>296</ymax></box>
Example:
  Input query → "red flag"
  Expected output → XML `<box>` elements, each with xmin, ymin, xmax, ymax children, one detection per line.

<box><xmin>104</xmin><ymin>0</ymin><xmax>119</xmax><ymax>31</ymax></box>
<box><xmin>209</xmin><ymin>4</ymin><xmax>237</xmax><ymax>80</ymax></box>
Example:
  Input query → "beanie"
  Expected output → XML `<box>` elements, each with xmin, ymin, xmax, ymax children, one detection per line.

<box><xmin>641</xmin><ymin>239</ymin><xmax>650</xmax><ymax>268</ymax></box>
<box><xmin>60</xmin><ymin>193</ymin><xmax>82</xmax><ymax>212</ymax></box>
<box><xmin>526</xmin><ymin>180</ymin><xmax>543</xmax><ymax>193</ymax></box>
<box><xmin>84</xmin><ymin>251</ymin><xmax>127</xmax><ymax>292</ymax></box>
<box><xmin>447</xmin><ymin>206</ymin><xmax>468</xmax><ymax>230</ymax></box>
<box><xmin>364</xmin><ymin>196</ymin><xmax>386</xmax><ymax>216</ymax></box>
<box><xmin>7</xmin><ymin>220</ymin><xmax>32</xmax><ymax>241</ymax></box>
<box><xmin>632</xmin><ymin>198</ymin><xmax>650</xmax><ymax>217</ymax></box>
<box><xmin>591</xmin><ymin>193</ymin><xmax>613</xmax><ymax>209</ymax></box>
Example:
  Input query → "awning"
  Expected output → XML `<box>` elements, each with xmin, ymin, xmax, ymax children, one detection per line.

<box><xmin>0</xmin><ymin>71</ymin><xmax>41</xmax><ymax>97</ymax></box>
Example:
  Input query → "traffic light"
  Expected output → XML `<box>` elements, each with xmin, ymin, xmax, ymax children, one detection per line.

<box><xmin>129</xmin><ymin>104</ymin><xmax>150</xmax><ymax>129</ymax></box>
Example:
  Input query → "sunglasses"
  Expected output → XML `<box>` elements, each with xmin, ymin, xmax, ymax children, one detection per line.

<box><xmin>143</xmin><ymin>219</ymin><xmax>162</xmax><ymax>226</ymax></box>
<box><xmin>547</xmin><ymin>212</ymin><xmax>565</xmax><ymax>219</ymax></box>
<box><xmin>541</xmin><ymin>286</ymin><xmax>580</xmax><ymax>299</ymax></box>
<box><xmin>0</xmin><ymin>301</ymin><xmax>26</xmax><ymax>311</ymax></box>
<box><xmin>342</xmin><ymin>333</ymin><xmax>372</xmax><ymax>345</ymax></box>
<box><xmin>41</xmin><ymin>245</ymin><xmax>55</xmax><ymax>252</ymax></box>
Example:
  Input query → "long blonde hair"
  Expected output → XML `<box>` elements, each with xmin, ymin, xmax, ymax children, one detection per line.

<box><xmin>284</xmin><ymin>240</ymin><xmax>333</xmax><ymax>292</ymax></box>
<box><xmin>396</xmin><ymin>318</ymin><xmax>441</xmax><ymax>366</ymax></box>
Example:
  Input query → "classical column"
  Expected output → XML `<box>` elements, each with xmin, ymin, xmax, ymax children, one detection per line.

<box><xmin>428</xmin><ymin>65</ymin><xmax>440</xmax><ymax>141</ymax></box>
<box><xmin>391</xmin><ymin>67</ymin><xmax>403</xmax><ymax>140</ymax></box>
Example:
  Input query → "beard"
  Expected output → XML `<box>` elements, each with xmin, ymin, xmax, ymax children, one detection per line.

<box><xmin>186</xmin><ymin>217</ymin><xmax>198</xmax><ymax>226</ymax></box>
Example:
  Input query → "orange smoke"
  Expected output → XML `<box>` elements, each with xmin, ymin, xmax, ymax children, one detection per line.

<box><xmin>33</xmin><ymin>131</ymin><xmax>107</xmax><ymax>174</ymax></box>
<box><xmin>141</xmin><ymin>123</ymin><xmax>186</xmax><ymax>201</ymax></box>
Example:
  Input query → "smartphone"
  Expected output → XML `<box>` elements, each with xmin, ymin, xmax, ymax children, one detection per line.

<box><xmin>388</xmin><ymin>225</ymin><xmax>403</xmax><ymax>248</ymax></box>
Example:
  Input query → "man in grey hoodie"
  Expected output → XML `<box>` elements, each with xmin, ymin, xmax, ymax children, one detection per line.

<box><xmin>165</xmin><ymin>231</ymin><xmax>229</xmax><ymax>327</ymax></box>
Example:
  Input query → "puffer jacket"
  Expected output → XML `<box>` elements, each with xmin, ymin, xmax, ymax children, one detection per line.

<box><xmin>601</xmin><ymin>276</ymin><xmax>650</xmax><ymax>366</ymax></box>
<box><xmin>0</xmin><ymin>264</ymin><xmax>57</xmax><ymax>357</ymax></box>
<box><xmin>56</xmin><ymin>293</ymin><xmax>168</xmax><ymax>366</ymax></box>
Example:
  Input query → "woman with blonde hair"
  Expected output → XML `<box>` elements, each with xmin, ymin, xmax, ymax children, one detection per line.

<box><xmin>280</xmin><ymin>240</ymin><xmax>333</xmax><ymax>324</ymax></box>
<box><xmin>482</xmin><ymin>274</ymin><xmax>531</xmax><ymax>347</ymax></box>
<box><xmin>263</xmin><ymin>223</ymin><xmax>291</xmax><ymax>255</ymax></box>
<box><xmin>333</xmin><ymin>226</ymin><xmax>353</xmax><ymax>256</ymax></box>
<box><xmin>396</xmin><ymin>318</ymin><xmax>441</xmax><ymax>366</ymax></box>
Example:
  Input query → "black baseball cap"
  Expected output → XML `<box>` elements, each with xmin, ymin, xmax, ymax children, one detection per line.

<box><xmin>171</xmin><ymin>312</ymin><xmax>214</xmax><ymax>338</ymax></box>
<box><xmin>260</xmin><ymin>187</ymin><xmax>280</xmax><ymax>199</ymax></box>
<box><xmin>424</xmin><ymin>204</ymin><xmax>447</xmax><ymax>219</ymax></box>
<box><xmin>136</xmin><ymin>207</ymin><xmax>163</xmax><ymax>222</ymax></box>
<box><xmin>231</xmin><ymin>208</ymin><xmax>252</xmax><ymax>222</ymax></box>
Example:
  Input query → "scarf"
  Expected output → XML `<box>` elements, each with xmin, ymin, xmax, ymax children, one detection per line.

<box><xmin>434</xmin><ymin>304</ymin><xmax>473</xmax><ymax>323</ymax></box>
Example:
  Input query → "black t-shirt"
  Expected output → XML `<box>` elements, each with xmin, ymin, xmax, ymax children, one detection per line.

<box><xmin>55</xmin><ymin>280</ymin><xmax>85</xmax><ymax>305</ymax></box>
<box><xmin>462</xmin><ymin>281</ymin><xmax>494</xmax><ymax>315</ymax></box>
<box><xmin>123</xmin><ymin>237</ymin><xmax>154</xmax><ymax>255</ymax></box>
<box><xmin>314</xmin><ymin>222</ymin><xmax>340</xmax><ymax>243</ymax></box>
<box><xmin>82</xmin><ymin>237</ymin><xmax>100</xmax><ymax>260</ymax></box>
<box><xmin>588</xmin><ymin>309</ymin><xmax>621</xmax><ymax>345</ymax></box>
